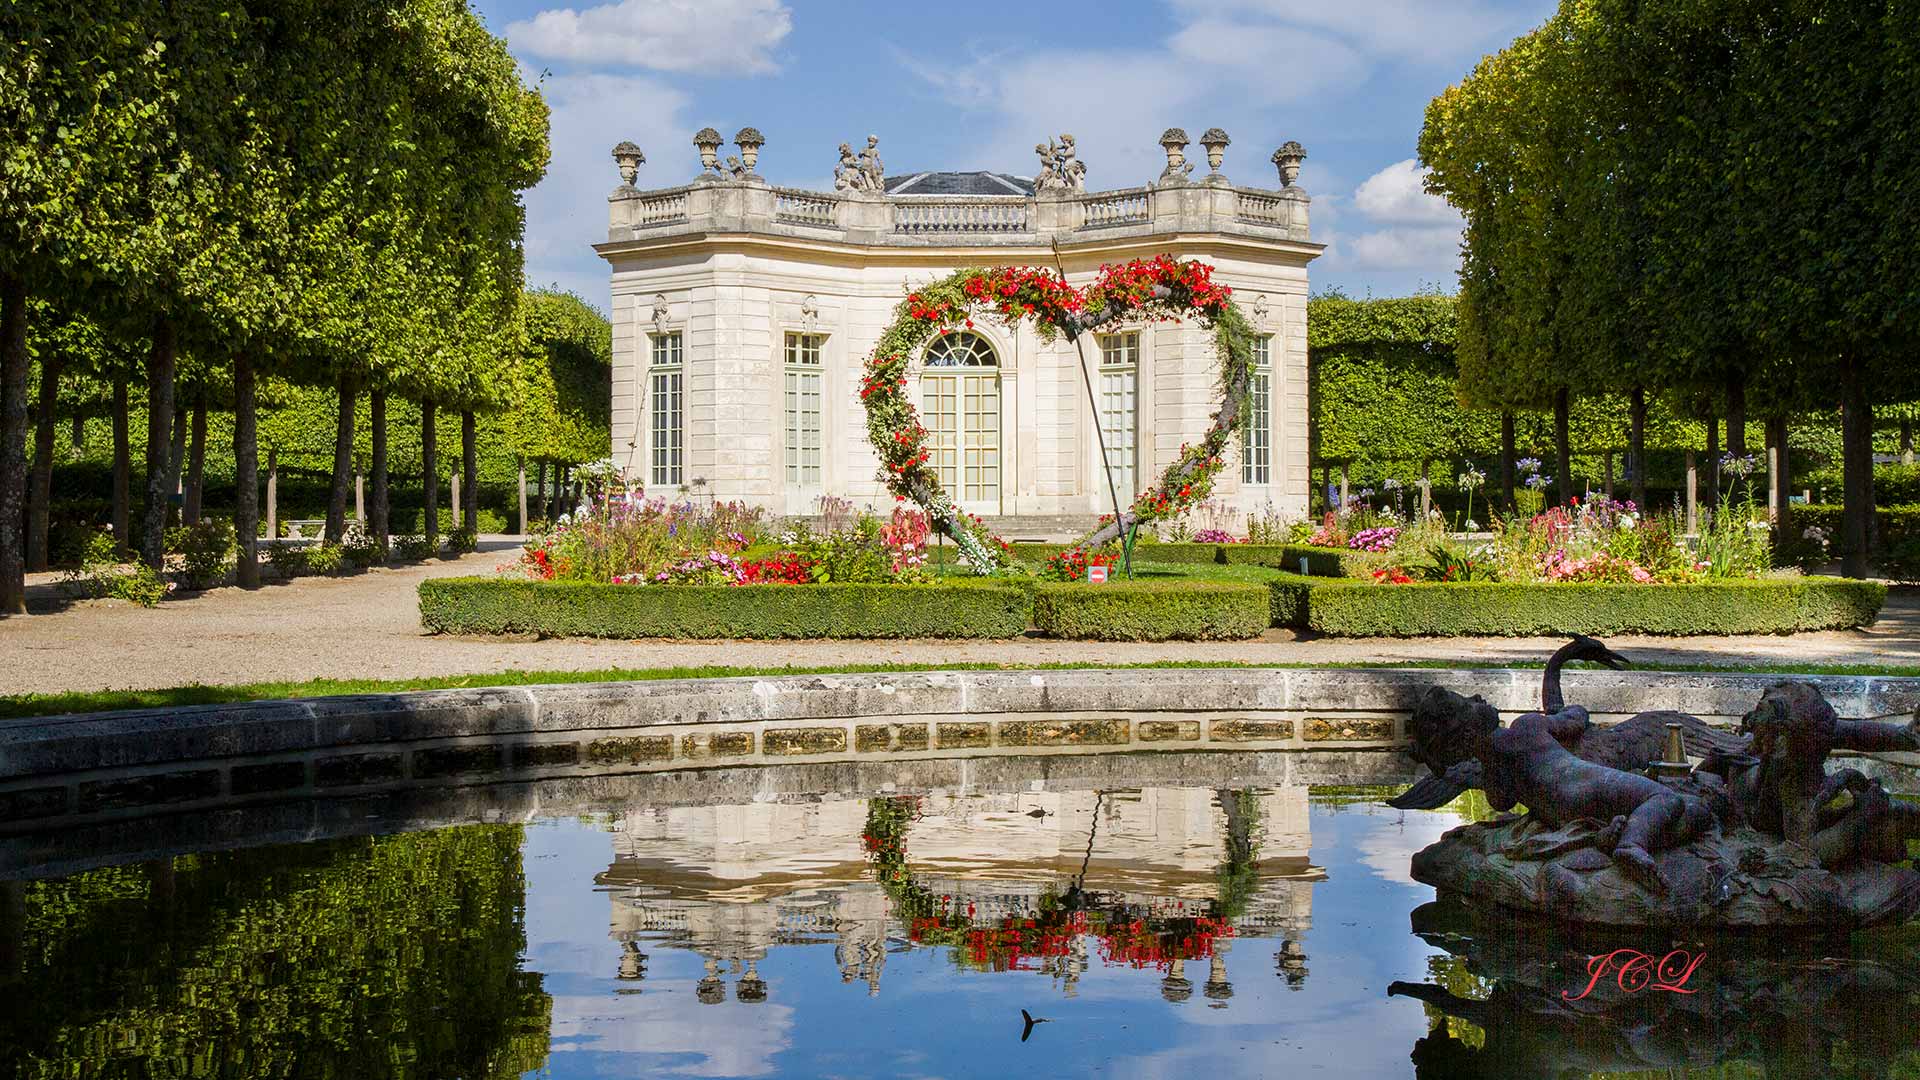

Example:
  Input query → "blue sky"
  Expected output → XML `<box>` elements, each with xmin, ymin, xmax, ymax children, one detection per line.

<box><xmin>468</xmin><ymin>0</ymin><xmax>1558</xmax><ymax>309</ymax></box>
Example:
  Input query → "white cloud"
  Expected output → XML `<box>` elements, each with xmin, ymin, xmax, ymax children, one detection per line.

<box><xmin>1167</xmin><ymin>19</ymin><xmax>1367</xmax><ymax>104</ymax></box>
<box><xmin>1169</xmin><ymin>0</ymin><xmax>1523</xmax><ymax>60</ymax></box>
<box><xmin>1352</xmin><ymin>158</ymin><xmax>1459</xmax><ymax>224</ymax></box>
<box><xmin>520</xmin><ymin>72</ymin><xmax>693</xmax><ymax>308</ymax></box>
<box><xmin>898</xmin><ymin>24</ymin><xmax>1364</xmax><ymax>193</ymax></box>
<box><xmin>1338</xmin><ymin>225</ymin><xmax>1463</xmax><ymax>272</ymax></box>
<box><xmin>507</xmin><ymin>0</ymin><xmax>792</xmax><ymax>72</ymax></box>
<box><xmin>1314</xmin><ymin>158</ymin><xmax>1463</xmax><ymax>276</ymax></box>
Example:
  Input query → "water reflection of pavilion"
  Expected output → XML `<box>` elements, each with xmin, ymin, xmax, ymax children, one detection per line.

<box><xmin>596</xmin><ymin>786</ymin><xmax>1321</xmax><ymax>1003</ymax></box>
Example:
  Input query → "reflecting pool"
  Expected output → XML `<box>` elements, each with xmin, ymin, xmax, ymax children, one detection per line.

<box><xmin>6</xmin><ymin>755</ymin><xmax>1920</xmax><ymax>1079</ymax></box>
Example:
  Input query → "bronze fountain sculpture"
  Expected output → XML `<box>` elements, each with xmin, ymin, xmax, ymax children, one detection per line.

<box><xmin>1386</xmin><ymin>637</ymin><xmax>1920</xmax><ymax>928</ymax></box>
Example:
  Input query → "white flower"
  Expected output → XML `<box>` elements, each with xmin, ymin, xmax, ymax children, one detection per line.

<box><xmin>1618</xmin><ymin>514</ymin><xmax>1637</xmax><ymax>530</ymax></box>
<box><xmin>1464</xmin><ymin>519</ymin><xmax>1480</xmax><ymax>531</ymax></box>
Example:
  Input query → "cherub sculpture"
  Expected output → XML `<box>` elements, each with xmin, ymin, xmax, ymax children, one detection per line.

<box><xmin>834</xmin><ymin>142</ymin><xmax>863</xmax><ymax>191</ymax></box>
<box><xmin>859</xmin><ymin>135</ymin><xmax>884</xmax><ymax>191</ymax></box>
<box><xmin>1034</xmin><ymin>135</ymin><xmax>1087</xmax><ymax>193</ymax></box>
<box><xmin>1054</xmin><ymin>133</ymin><xmax>1086</xmax><ymax>190</ymax></box>
<box><xmin>1033</xmin><ymin>142</ymin><xmax>1060</xmax><ymax>190</ymax></box>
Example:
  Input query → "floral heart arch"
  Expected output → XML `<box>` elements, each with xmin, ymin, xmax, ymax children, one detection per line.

<box><xmin>859</xmin><ymin>255</ymin><xmax>1258</xmax><ymax>572</ymax></box>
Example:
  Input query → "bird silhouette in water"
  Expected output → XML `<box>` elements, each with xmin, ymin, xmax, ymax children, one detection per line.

<box><xmin>1021</xmin><ymin>1009</ymin><xmax>1051</xmax><ymax>1042</ymax></box>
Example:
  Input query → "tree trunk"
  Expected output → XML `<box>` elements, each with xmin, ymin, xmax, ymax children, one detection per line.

<box><xmin>1767</xmin><ymin>414</ymin><xmax>1791</xmax><ymax>534</ymax></box>
<box><xmin>1629</xmin><ymin>386</ymin><xmax>1647</xmax><ymax>509</ymax></box>
<box><xmin>182</xmin><ymin>392</ymin><xmax>207</xmax><ymax>525</ymax></box>
<box><xmin>70</xmin><ymin>413</ymin><xmax>83</xmax><ymax>449</ymax></box>
<box><xmin>111</xmin><ymin>377</ymin><xmax>130</xmax><ymax>556</ymax></box>
<box><xmin>551</xmin><ymin>463</ymin><xmax>565</xmax><ymax>520</ymax></box>
<box><xmin>1685</xmin><ymin>450</ymin><xmax>1698</xmax><ymax>534</ymax></box>
<box><xmin>233</xmin><ymin>352</ymin><xmax>259</xmax><ymax>588</ymax></box>
<box><xmin>461</xmin><ymin>409</ymin><xmax>477</xmax><ymax>533</ymax></box>
<box><xmin>1901</xmin><ymin>418</ymin><xmax>1914</xmax><ymax>466</ymax></box>
<box><xmin>369</xmin><ymin>388</ymin><xmax>388</xmax><ymax>554</ymax></box>
<box><xmin>166</xmin><ymin>404</ymin><xmax>186</xmax><ymax>525</ymax></box>
<box><xmin>1499</xmin><ymin>412</ymin><xmax>1516</xmax><ymax>512</ymax></box>
<box><xmin>265</xmin><ymin>448</ymin><xmax>277</xmax><ymax>541</ymax></box>
<box><xmin>1841</xmin><ymin>355</ymin><xmax>1875</xmax><ymax>578</ymax></box>
<box><xmin>142</xmin><ymin>319</ymin><xmax>176</xmax><ymax>570</ymax></box>
<box><xmin>0</xmin><ymin>273</ymin><xmax>27</xmax><ymax>614</ymax></box>
<box><xmin>1553</xmin><ymin>388</ymin><xmax>1573</xmax><ymax>506</ymax></box>
<box><xmin>324</xmin><ymin>377</ymin><xmax>356</xmax><ymax>543</ymax></box>
<box><xmin>421</xmin><ymin>402</ymin><xmax>439</xmax><ymax>545</ymax></box>
<box><xmin>534</xmin><ymin>459</ymin><xmax>546</xmax><ymax>522</ymax></box>
<box><xmin>1725</xmin><ymin>375</ymin><xmax>1747</xmax><ymax>461</ymax></box>
<box><xmin>26</xmin><ymin>353</ymin><xmax>60</xmax><ymax>572</ymax></box>
<box><xmin>1705</xmin><ymin>409</ymin><xmax>1721</xmax><ymax>508</ymax></box>
<box><xmin>1602</xmin><ymin>450</ymin><xmax>1613</xmax><ymax>501</ymax></box>
<box><xmin>517</xmin><ymin>456</ymin><xmax>528</xmax><ymax>535</ymax></box>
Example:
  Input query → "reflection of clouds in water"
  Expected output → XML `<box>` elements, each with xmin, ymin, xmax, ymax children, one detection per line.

<box><xmin>524</xmin><ymin>821</ymin><xmax>797</xmax><ymax>1077</ymax></box>
<box><xmin>547</xmin><ymin>988</ymin><xmax>795</xmax><ymax>1078</ymax></box>
<box><xmin>1353</xmin><ymin>807</ymin><xmax>1464</xmax><ymax>887</ymax></box>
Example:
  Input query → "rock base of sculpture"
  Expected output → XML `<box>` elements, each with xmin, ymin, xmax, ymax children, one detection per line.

<box><xmin>1412</xmin><ymin>813</ymin><xmax>1920</xmax><ymax>930</ymax></box>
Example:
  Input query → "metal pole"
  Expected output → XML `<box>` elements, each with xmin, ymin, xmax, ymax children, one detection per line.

<box><xmin>1052</xmin><ymin>240</ymin><xmax>1132</xmax><ymax>577</ymax></box>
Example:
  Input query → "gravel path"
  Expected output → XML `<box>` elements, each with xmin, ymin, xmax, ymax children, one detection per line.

<box><xmin>4</xmin><ymin>540</ymin><xmax>1916</xmax><ymax>696</ymax></box>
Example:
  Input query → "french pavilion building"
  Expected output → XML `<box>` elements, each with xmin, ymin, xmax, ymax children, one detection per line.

<box><xmin>595</xmin><ymin>128</ymin><xmax>1321</xmax><ymax>531</ymax></box>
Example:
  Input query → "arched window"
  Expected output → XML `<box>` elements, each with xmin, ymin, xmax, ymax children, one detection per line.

<box><xmin>923</xmin><ymin>331</ymin><xmax>999</xmax><ymax>368</ymax></box>
<box><xmin>919</xmin><ymin>332</ymin><xmax>1001</xmax><ymax>507</ymax></box>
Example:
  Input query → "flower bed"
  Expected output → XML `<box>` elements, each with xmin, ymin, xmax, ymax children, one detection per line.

<box><xmin>1296</xmin><ymin>578</ymin><xmax>1885</xmax><ymax>637</ymax></box>
<box><xmin>1031</xmin><ymin>581</ymin><xmax>1270</xmax><ymax>641</ymax></box>
<box><xmin>419</xmin><ymin>578</ymin><xmax>1032</xmax><ymax>639</ymax></box>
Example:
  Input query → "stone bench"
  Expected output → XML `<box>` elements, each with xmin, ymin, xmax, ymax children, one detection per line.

<box><xmin>280</xmin><ymin>519</ymin><xmax>327</xmax><ymax>540</ymax></box>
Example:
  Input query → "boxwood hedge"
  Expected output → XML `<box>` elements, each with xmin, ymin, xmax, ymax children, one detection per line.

<box><xmin>1032</xmin><ymin>581</ymin><xmax>1270</xmax><ymax>641</ymax></box>
<box><xmin>419</xmin><ymin>578</ymin><xmax>1032</xmax><ymax>639</ymax></box>
<box><xmin>1300</xmin><ymin>578</ymin><xmax>1885</xmax><ymax>637</ymax></box>
<box><xmin>995</xmin><ymin>541</ymin><xmax>1355</xmax><ymax>576</ymax></box>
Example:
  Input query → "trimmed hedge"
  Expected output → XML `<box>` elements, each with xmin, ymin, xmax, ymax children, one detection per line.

<box><xmin>1219</xmin><ymin>543</ymin><xmax>1354</xmax><ymax>576</ymax></box>
<box><xmin>419</xmin><ymin>578</ymin><xmax>1031</xmax><ymax>639</ymax></box>
<box><xmin>1033</xmin><ymin>581</ymin><xmax>1270</xmax><ymax>641</ymax></box>
<box><xmin>1300</xmin><ymin>578</ymin><xmax>1886</xmax><ymax>637</ymax></box>
<box><xmin>1794</xmin><ymin>504</ymin><xmax>1920</xmax><ymax>545</ymax></box>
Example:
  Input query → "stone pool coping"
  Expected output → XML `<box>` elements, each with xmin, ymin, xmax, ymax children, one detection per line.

<box><xmin>2</xmin><ymin>666</ymin><xmax>1916</xmax><ymax>836</ymax></box>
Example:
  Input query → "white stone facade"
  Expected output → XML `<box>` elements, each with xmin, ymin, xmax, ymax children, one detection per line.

<box><xmin>595</xmin><ymin>136</ymin><xmax>1322</xmax><ymax>525</ymax></box>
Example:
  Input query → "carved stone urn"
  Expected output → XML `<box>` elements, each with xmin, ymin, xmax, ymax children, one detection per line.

<box><xmin>611</xmin><ymin>141</ymin><xmax>644</xmax><ymax>189</ymax></box>
<box><xmin>1272</xmin><ymin>141</ymin><xmax>1306</xmax><ymax>189</ymax></box>
<box><xmin>734</xmin><ymin>127</ymin><xmax>764</xmax><ymax>174</ymax></box>
<box><xmin>693</xmin><ymin>127</ymin><xmax>724</xmax><ymax>178</ymax></box>
<box><xmin>1158</xmin><ymin>128</ymin><xmax>1192</xmax><ymax>186</ymax></box>
<box><xmin>1198</xmin><ymin>126</ymin><xmax>1228</xmax><ymax>179</ymax></box>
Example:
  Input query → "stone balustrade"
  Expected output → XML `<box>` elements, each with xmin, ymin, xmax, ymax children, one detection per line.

<box><xmin>606</xmin><ymin>178</ymin><xmax>1312</xmax><ymax>248</ymax></box>
<box><xmin>891</xmin><ymin>197</ymin><xmax>1030</xmax><ymax>234</ymax></box>
<box><xmin>771</xmin><ymin>187</ymin><xmax>838</xmax><ymax>227</ymax></box>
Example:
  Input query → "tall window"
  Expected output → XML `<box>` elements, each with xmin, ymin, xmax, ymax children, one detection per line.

<box><xmin>649</xmin><ymin>332</ymin><xmax>683</xmax><ymax>487</ymax></box>
<box><xmin>1242</xmin><ymin>335</ymin><xmax>1271</xmax><ymax>485</ymax></box>
<box><xmin>1098</xmin><ymin>332</ymin><xmax>1139</xmax><ymax>499</ymax></box>
<box><xmin>921</xmin><ymin>332</ymin><xmax>1000</xmax><ymax>505</ymax></box>
<box><xmin>784</xmin><ymin>333</ymin><xmax>824</xmax><ymax>489</ymax></box>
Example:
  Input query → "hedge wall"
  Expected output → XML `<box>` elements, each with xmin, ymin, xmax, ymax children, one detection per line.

<box><xmin>419</xmin><ymin>578</ymin><xmax>1031</xmax><ymax>639</ymax></box>
<box><xmin>1032</xmin><ymin>581</ymin><xmax>1270</xmax><ymax>641</ymax></box>
<box><xmin>1793</xmin><ymin>504</ymin><xmax>1920</xmax><ymax>545</ymax></box>
<box><xmin>1220</xmin><ymin>544</ymin><xmax>1354</xmax><ymax>576</ymax></box>
<box><xmin>1300</xmin><ymin>579</ymin><xmax>1885</xmax><ymax>637</ymax></box>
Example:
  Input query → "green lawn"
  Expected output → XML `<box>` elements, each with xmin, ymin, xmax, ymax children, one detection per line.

<box><xmin>5</xmin><ymin>656</ymin><xmax>1917</xmax><ymax>723</ymax></box>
